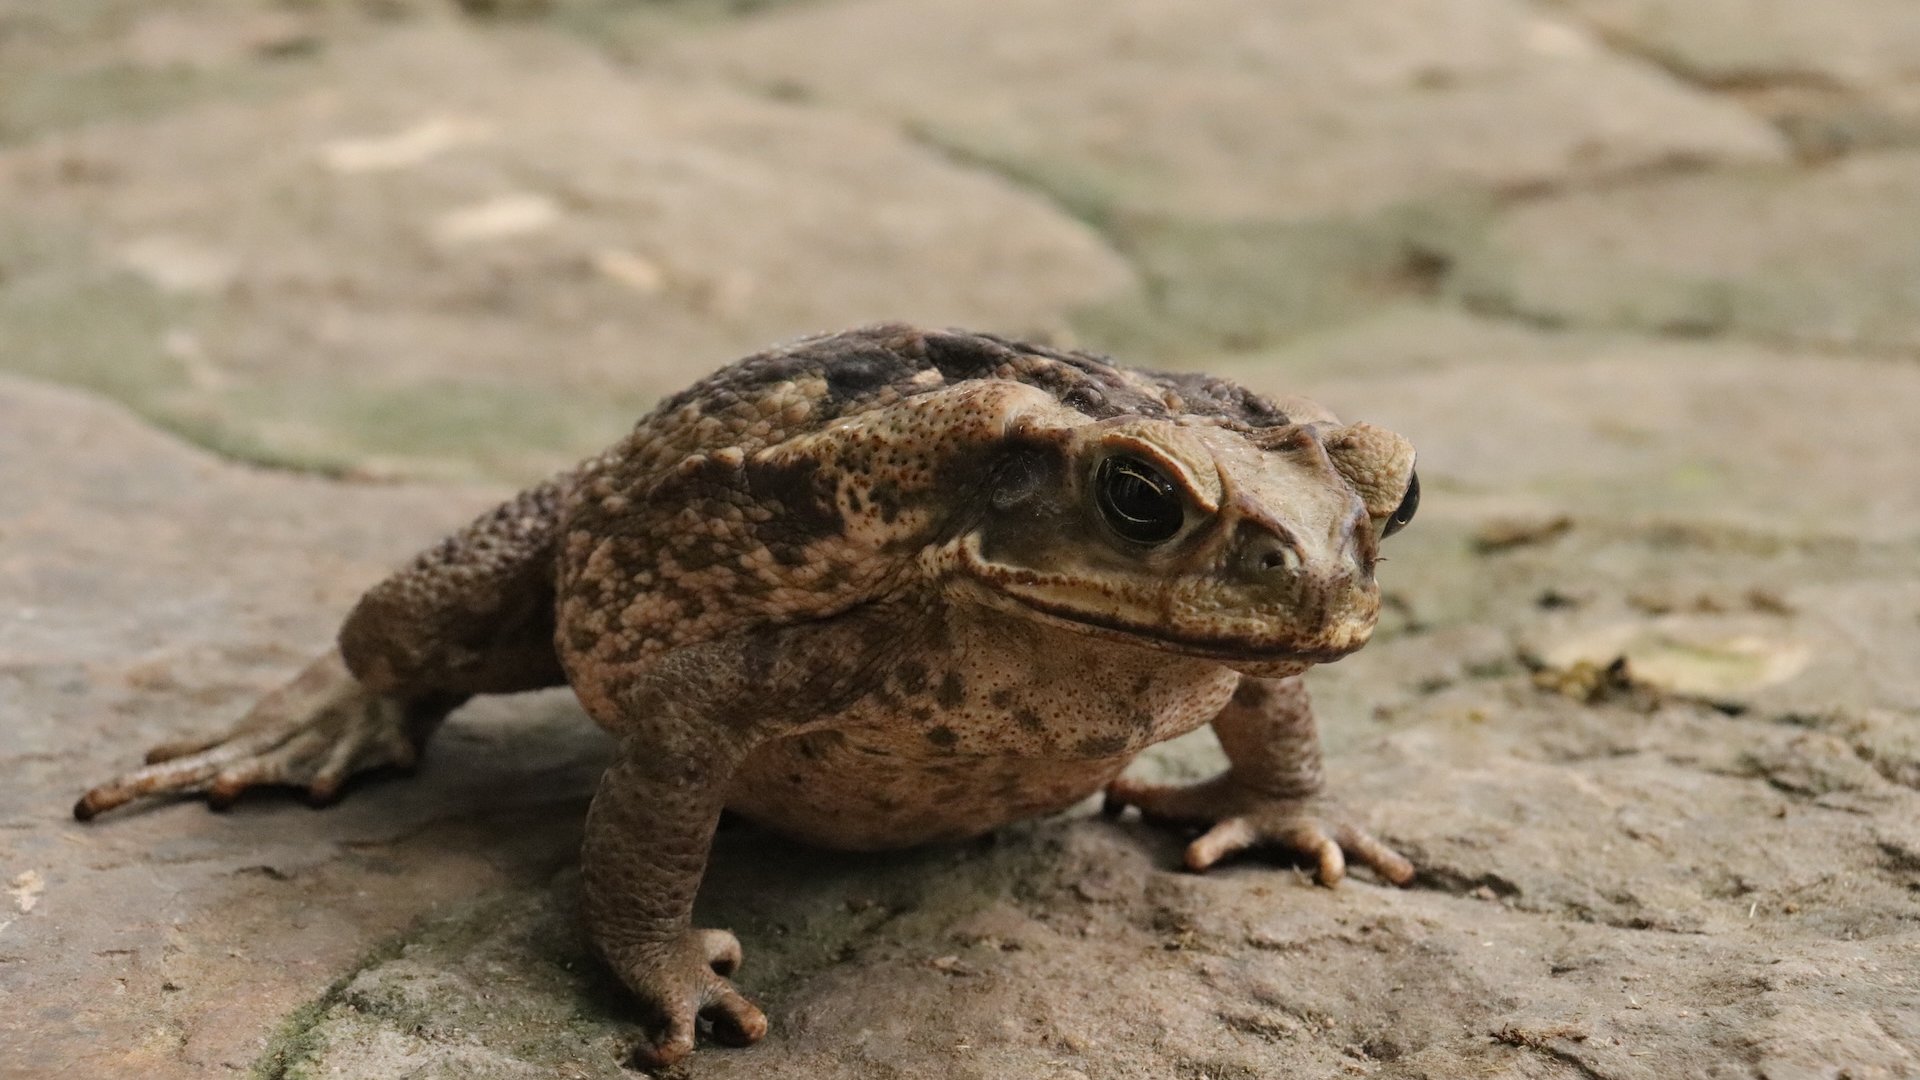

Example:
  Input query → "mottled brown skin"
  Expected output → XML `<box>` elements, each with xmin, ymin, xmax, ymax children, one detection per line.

<box><xmin>76</xmin><ymin>324</ymin><xmax>1422</xmax><ymax>1068</ymax></box>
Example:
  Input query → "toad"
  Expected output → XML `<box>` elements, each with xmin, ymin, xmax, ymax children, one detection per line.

<box><xmin>78</xmin><ymin>324</ymin><xmax>1421</xmax><ymax>1067</ymax></box>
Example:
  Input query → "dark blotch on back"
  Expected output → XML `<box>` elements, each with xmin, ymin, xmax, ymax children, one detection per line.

<box><xmin>1060</xmin><ymin>383</ymin><xmax>1112</xmax><ymax>417</ymax></box>
<box><xmin>923</xmin><ymin>331</ymin><xmax>1023</xmax><ymax>382</ymax></box>
<box><xmin>867</xmin><ymin>481</ymin><xmax>903</xmax><ymax>525</ymax></box>
<box><xmin>1075</xmin><ymin>733</ymin><xmax>1130</xmax><ymax>758</ymax></box>
<box><xmin>744</xmin><ymin>455</ymin><xmax>844</xmax><ymax>563</ymax></box>
<box><xmin>650</xmin><ymin>325</ymin><xmax>1291</xmax><ymax>449</ymax></box>
<box><xmin>936</xmin><ymin>672</ymin><xmax>966</xmax><ymax>708</ymax></box>
<box><xmin>741</xmin><ymin>635</ymin><xmax>779</xmax><ymax>684</ymax></box>
<box><xmin>927</xmin><ymin>725</ymin><xmax>959</xmax><ymax>749</ymax></box>
<box><xmin>895</xmin><ymin>661</ymin><xmax>929</xmax><ymax>696</ymax></box>
<box><xmin>822</xmin><ymin>344</ymin><xmax>920</xmax><ymax>404</ymax></box>
<box><xmin>655</xmin><ymin>325</ymin><xmax>923</xmax><ymax>420</ymax></box>
<box><xmin>1150</xmin><ymin>370</ymin><xmax>1291</xmax><ymax>428</ymax></box>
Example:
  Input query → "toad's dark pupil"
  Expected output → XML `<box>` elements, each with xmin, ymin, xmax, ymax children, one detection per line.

<box><xmin>1096</xmin><ymin>456</ymin><xmax>1184</xmax><ymax>544</ymax></box>
<box><xmin>1383</xmin><ymin>471</ymin><xmax>1419</xmax><ymax>538</ymax></box>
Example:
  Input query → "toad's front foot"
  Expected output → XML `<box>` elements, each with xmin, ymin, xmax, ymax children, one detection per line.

<box><xmin>1104</xmin><ymin>773</ymin><xmax>1415</xmax><ymax>886</ymax></box>
<box><xmin>611</xmin><ymin>928</ymin><xmax>767</xmax><ymax>1070</ymax></box>
<box><xmin>74</xmin><ymin>648</ymin><xmax>437</xmax><ymax>819</ymax></box>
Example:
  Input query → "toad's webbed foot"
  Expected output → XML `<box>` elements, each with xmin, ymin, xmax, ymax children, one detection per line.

<box><xmin>74</xmin><ymin>648</ymin><xmax>439</xmax><ymax>819</ymax></box>
<box><xmin>1104</xmin><ymin>773</ymin><xmax>1414</xmax><ymax>886</ymax></box>
<box><xmin>613</xmin><ymin>928</ymin><xmax>767</xmax><ymax>1070</ymax></box>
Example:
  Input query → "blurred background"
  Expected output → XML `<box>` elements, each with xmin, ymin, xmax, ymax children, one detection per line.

<box><xmin>5</xmin><ymin>3</ymin><xmax>1920</xmax><ymax>1078</ymax></box>
<box><xmin>5</xmin><ymin>0</ymin><xmax>1917</xmax><ymax>511</ymax></box>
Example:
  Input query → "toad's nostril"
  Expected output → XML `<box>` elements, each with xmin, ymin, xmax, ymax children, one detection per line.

<box><xmin>1245</xmin><ymin>536</ymin><xmax>1302</xmax><ymax>575</ymax></box>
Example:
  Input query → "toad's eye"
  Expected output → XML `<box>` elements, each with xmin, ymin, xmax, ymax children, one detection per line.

<box><xmin>1096</xmin><ymin>456</ymin><xmax>1184</xmax><ymax>545</ymax></box>
<box><xmin>1382</xmin><ymin>471</ymin><xmax>1419</xmax><ymax>539</ymax></box>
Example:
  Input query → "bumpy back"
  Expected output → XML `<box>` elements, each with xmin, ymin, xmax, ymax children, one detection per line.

<box><xmin>612</xmin><ymin>324</ymin><xmax>1294</xmax><ymax>478</ymax></box>
<box><xmin>553</xmin><ymin>325</ymin><xmax>1300</xmax><ymax>675</ymax></box>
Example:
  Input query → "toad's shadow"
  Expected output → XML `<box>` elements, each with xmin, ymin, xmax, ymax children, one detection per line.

<box><xmin>239</xmin><ymin>690</ymin><xmax>1211</xmax><ymax>1074</ymax></box>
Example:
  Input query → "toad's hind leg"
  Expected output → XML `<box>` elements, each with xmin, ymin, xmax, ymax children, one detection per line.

<box><xmin>75</xmin><ymin>475</ymin><xmax>575</xmax><ymax>820</ymax></box>
<box><xmin>74</xmin><ymin>648</ymin><xmax>454</xmax><ymax>818</ymax></box>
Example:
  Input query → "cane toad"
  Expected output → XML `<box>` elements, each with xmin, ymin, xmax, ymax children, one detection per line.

<box><xmin>76</xmin><ymin>324</ymin><xmax>1422</xmax><ymax>1067</ymax></box>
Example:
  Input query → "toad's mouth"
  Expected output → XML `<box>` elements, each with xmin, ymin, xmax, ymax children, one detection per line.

<box><xmin>991</xmin><ymin>585</ymin><xmax>1361</xmax><ymax>669</ymax></box>
<box><xmin>948</xmin><ymin>534</ymin><xmax>1371</xmax><ymax>670</ymax></box>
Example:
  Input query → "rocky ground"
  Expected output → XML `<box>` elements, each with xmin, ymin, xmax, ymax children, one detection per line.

<box><xmin>2</xmin><ymin>1</ymin><xmax>1918</xmax><ymax>1077</ymax></box>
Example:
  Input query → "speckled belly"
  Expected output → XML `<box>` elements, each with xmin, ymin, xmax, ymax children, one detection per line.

<box><xmin>726</xmin><ymin>740</ymin><xmax>1135</xmax><ymax>850</ymax></box>
<box><xmin>724</xmin><ymin>615</ymin><xmax>1241</xmax><ymax>850</ymax></box>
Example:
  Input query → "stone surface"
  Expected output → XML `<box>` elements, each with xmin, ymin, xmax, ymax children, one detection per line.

<box><xmin>0</xmin><ymin>1</ymin><xmax>296</xmax><ymax>145</ymax></box>
<box><xmin>1550</xmin><ymin>0</ymin><xmax>1920</xmax><ymax>156</ymax></box>
<box><xmin>0</xmin><ymin>375</ymin><xmax>610</xmax><ymax>1079</ymax></box>
<box><xmin>1556</xmin><ymin>0</ymin><xmax>1920</xmax><ymax>87</ymax></box>
<box><xmin>666</xmin><ymin>0</ymin><xmax>1787</xmax><ymax>222</ymax></box>
<box><xmin>1290</xmin><ymin>326</ymin><xmax>1920</xmax><ymax>540</ymax></box>
<box><xmin>1457</xmin><ymin>152</ymin><xmax>1920</xmax><ymax>349</ymax></box>
<box><xmin>663</xmin><ymin>0</ymin><xmax>1790</xmax><ymax>360</ymax></box>
<box><xmin>0</xmin><ymin>18</ymin><xmax>1134</xmax><ymax>481</ymax></box>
